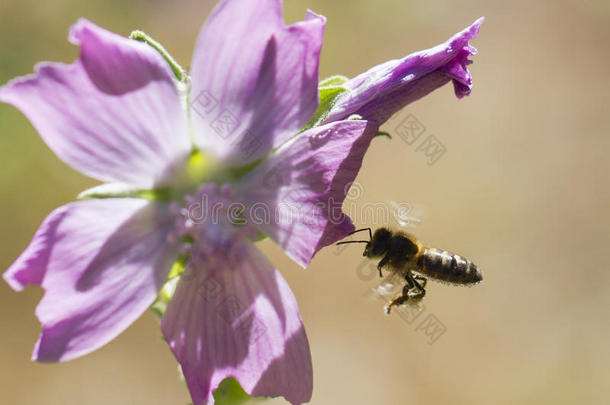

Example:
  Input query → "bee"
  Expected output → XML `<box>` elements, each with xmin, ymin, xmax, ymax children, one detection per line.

<box><xmin>337</xmin><ymin>227</ymin><xmax>482</xmax><ymax>313</ymax></box>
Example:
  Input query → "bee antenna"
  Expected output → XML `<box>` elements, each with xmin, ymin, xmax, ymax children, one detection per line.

<box><xmin>336</xmin><ymin>240</ymin><xmax>370</xmax><ymax>245</ymax></box>
<box><xmin>347</xmin><ymin>228</ymin><xmax>373</xmax><ymax>240</ymax></box>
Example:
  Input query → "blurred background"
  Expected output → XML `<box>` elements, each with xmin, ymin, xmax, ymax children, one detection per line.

<box><xmin>1</xmin><ymin>0</ymin><xmax>609</xmax><ymax>404</ymax></box>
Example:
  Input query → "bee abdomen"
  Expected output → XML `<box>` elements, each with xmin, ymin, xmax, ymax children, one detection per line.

<box><xmin>417</xmin><ymin>248</ymin><xmax>482</xmax><ymax>285</ymax></box>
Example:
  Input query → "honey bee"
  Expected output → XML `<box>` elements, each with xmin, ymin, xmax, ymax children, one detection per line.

<box><xmin>337</xmin><ymin>227</ymin><xmax>482</xmax><ymax>313</ymax></box>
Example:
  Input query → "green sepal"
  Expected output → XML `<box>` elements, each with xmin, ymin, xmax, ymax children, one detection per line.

<box><xmin>150</xmin><ymin>298</ymin><xmax>167</xmax><ymax>319</ymax></box>
<box><xmin>302</xmin><ymin>77</ymin><xmax>350</xmax><ymax>131</ymax></box>
<box><xmin>226</xmin><ymin>158</ymin><xmax>265</xmax><ymax>182</ymax></box>
<box><xmin>168</xmin><ymin>253</ymin><xmax>190</xmax><ymax>279</ymax></box>
<box><xmin>213</xmin><ymin>378</ymin><xmax>261</xmax><ymax>405</ymax></box>
<box><xmin>150</xmin><ymin>276</ymin><xmax>180</xmax><ymax>319</ymax></box>
<box><xmin>319</xmin><ymin>75</ymin><xmax>349</xmax><ymax>87</ymax></box>
<box><xmin>77</xmin><ymin>183</ymin><xmax>173</xmax><ymax>201</ymax></box>
<box><xmin>150</xmin><ymin>251</ymin><xmax>191</xmax><ymax>319</ymax></box>
<box><xmin>129</xmin><ymin>30</ymin><xmax>186</xmax><ymax>82</ymax></box>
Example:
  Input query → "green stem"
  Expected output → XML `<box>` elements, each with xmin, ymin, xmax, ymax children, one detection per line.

<box><xmin>129</xmin><ymin>30</ymin><xmax>186</xmax><ymax>81</ymax></box>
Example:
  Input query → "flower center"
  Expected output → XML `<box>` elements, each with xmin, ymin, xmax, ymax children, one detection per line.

<box><xmin>167</xmin><ymin>183</ymin><xmax>256</xmax><ymax>267</ymax></box>
<box><xmin>152</xmin><ymin>150</ymin><xmax>266</xmax><ymax>309</ymax></box>
<box><xmin>160</xmin><ymin>149</ymin><xmax>264</xmax><ymax>200</ymax></box>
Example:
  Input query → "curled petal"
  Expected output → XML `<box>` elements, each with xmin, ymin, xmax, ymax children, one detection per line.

<box><xmin>238</xmin><ymin>120</ymin><xmax>377</xmax><ymax>267</ymax></box>
<box><xmin>4</xmin><ymin>199</ymin><xmax>178</xmax><ymax>362</ymax></box>
<box><xmin>0</xmin><ymin>19</ymin><xmax>190</xmax><ymax>188</ymax></box>
<box><xmin>324</xmin><ymin>17</ymin><xmax>483</xmax><ymax>125</ymax></box>
<box><xmin>162</xmin><ymin>242</ymin><xmax>312</xmax><ymax>405</ymax></box>
<box><xmin>189</xmin><ymin>0</ymin><xmax>325</xmax><ymax>165</ymax></box>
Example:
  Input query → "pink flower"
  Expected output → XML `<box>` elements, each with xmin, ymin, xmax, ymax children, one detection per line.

<box><xmin>0</xmin><ymin>0</ymin><xmax>481</xmax><ymax>404</ymax></box>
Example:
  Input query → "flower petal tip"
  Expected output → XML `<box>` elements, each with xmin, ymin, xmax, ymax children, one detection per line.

<box><xmin>471</xmin><ymin>17</ymin><xmax>485</xmax><ymax>34</ymax></box>
<box><xmin>446</xmin><ymin>17</ymin><xmax>484</xmax><ymax>99</ymax></box>
<box><xmin>2</xmin><ymin>270</ymin><xmax>26</xmax><ymax>292</ymax></box>
<box><xmin>68</xmin><ymin>18</ymin><xmax>94</xmax><ymax>45</ymax></box>
<box><xmin>305</xmin><ymin>9</ymin><xmax>327</xmax><ymax>24</ymax></box>
<box><xmin>0</xmin><ymin>71</ymin><xmax>32</xmax><ymax>104</ymax></box>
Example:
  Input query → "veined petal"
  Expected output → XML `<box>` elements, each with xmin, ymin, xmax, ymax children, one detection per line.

<box><xmin>189</xmin><ymin>0</ymin><xmax>325</xmax><ymax>165</ymax></box>
<box><xmin>0</xmin><ymin>19</ymin><xmax>190</xmax><ymax>188</ymax></box>
<box><xmin>323</xmin><ymin>17</ymin><xmax>483</xmax><ymax>125</ymax></box>
<box><xmin>162</xmin><ymin>242</ymin><xmax>312</xmax><ymax>405</ymax></box>
<box><xmin>3</xmin><ymin>199</ymin><xmax>178</xmax><ymax>362</ymax></box>
<box><xmin>237</xmin><ymin>120</ymin><xmax>377</xmax><ymax>268</ymax></box>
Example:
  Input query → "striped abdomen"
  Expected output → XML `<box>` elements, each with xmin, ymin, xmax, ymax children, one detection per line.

<box><xmin>417</xmin><ymin>248</ymin><xmax>482</xmax><ymax>284</ymax></box>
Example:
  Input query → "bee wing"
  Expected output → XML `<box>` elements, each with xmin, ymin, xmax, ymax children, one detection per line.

<box><xmin>389</xmin><ymin>200</ymin><xmax>426</xmax><ymax>229</ymax></box>
<box><xmin>361</xmin><ymin>269</ymin><xmax>401</xmax><ymax>300</ymax></box>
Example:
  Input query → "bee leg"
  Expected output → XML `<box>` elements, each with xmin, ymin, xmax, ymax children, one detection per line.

<box><xmin>376</xmin><ymin>255</ymin><xmax>390</xmax><ymax>278</ymax></box>
<box><xmin>407</xmin><ymin>273</ymin><xmax>426</xmax><ymax>299</ymax></box>
<box><xmin>413</xmin><ymin>275</ymin><xmax>427</xmax><ymax>289</ymax></box>
<box><xmin>385</xmin><ymin>277</ymin><xmax>415</xmax><ymax>314</ymax></box>
<box><xmin>385</xmin><ymin>286</ymin><xmax>411</xmax><ymax>314</ymax></box>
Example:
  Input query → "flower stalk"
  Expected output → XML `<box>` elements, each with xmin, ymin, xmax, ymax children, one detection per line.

<box><xmin>129</xmin><ymin>30</ymin><xmax>186</xmax><ymax>82</ymax></box>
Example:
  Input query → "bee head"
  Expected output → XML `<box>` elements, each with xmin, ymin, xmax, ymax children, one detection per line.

<box><xmin>364</xmin><ymin>228</ymin><xmax>392</xmax><ymax>258</ymax></box>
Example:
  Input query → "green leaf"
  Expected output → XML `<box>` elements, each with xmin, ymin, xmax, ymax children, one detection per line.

<box><xmin>129</xmin><ymin>30</ymin><xmax>186</xmax><ymax>82</ymax></box>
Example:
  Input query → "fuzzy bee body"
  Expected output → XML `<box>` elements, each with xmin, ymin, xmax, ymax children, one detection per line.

<box><xmin>337</xmin><ymin>227</ymin><xmax>482</xmax><ymax>313</ymax></box>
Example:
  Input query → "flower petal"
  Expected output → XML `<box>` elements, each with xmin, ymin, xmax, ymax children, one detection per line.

<box><xmin>189</xmin><ymin>0</ymin><xmax>325</xmax><ymax>165</ymax></box>
<box><xmin>3</xmin><ymin>199</ymin><xmax>178</xmax><ymax>362</ymax></box>
<box><xmin>0</xmin><ymin>19</ymin><xmax>190</xmax><ymax>188</ymax></box>
<box><xmin>323</xmin><ymin>17</ymin><xmax>483</xmax><ymax>125</ymax></box>
<box><xmin>238</xmin><ymin>120</ymin><xmax>377</xmax><ymax>268</ymax></box>
<box><xmin>162</xmin><ymin>242</ymin><xmax>312</xmax><ymax>405</ymax></box>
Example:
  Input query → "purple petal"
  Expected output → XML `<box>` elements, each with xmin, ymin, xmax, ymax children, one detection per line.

<box><xmin>0</xmin><ymin>19</ymin><xmax>190</xmax><ymax>188</ymax></box>
<box><xmin>237</xmin><ymin>120</ymin><xmax>377</xmax><ymax>268</ymax></box>
<box><xmin>324</xmin><ymin>17</ymin><xmax>483</xmax><ymax>125</ymax></box>
<box><xmin>189</xmin><ymin>0</ymin><xmax>325</xmax><ymax>165</ymax></box>
<box><xmin>162</xmin><ymin>242</ymin><xmax>312</xmax><ymax>405</ymax></box>
<box><xmin>4</xmin><ymin>199</ymin><xmax>178</xmax><ymax>362</ymax></box>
